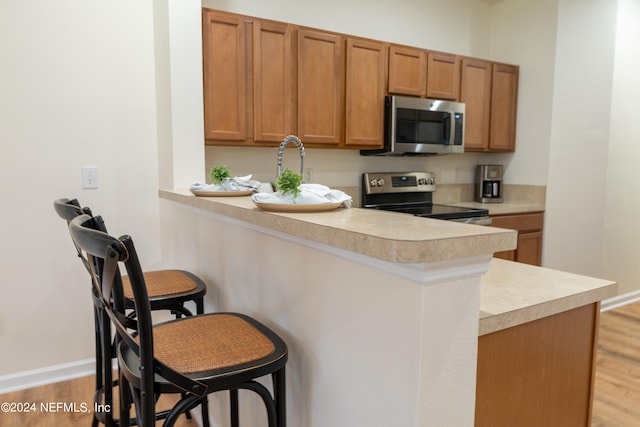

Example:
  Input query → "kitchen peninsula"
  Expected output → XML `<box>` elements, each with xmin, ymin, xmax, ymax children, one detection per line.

<box><xmin>158</xmin><ymin>189</ymin><xmax>615</xmax><ymax>427</ymax></box>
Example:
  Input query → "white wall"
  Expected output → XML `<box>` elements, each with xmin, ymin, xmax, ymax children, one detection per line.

<box><xmin>543</xmin><ymin>0</ymin><xmax>618</xmax><ymax>277</ymax></box>
<box><xmin>490</xmin><ymin>0</ymin><xmax>558</xmax><ymax>185</ymax></box>
<box><xmin>0</xmin><ymin>1</ymin><xmax>162</xmax><ymax>376</ymax></box>
<box><xmin>603</xmin><ymin>0</ymin><xmax>640</xmax><ymax>295</ymax></box>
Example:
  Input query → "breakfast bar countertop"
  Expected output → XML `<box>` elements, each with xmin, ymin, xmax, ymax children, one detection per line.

<box><xmin>160</xmin><ymin>189</ymin><xmax>616</xmax><ymax>337</ymax></box>
<box><xmin>159</xmin><ymin>189</ymin><xmax>517</xmax><ymax>264</ymax></box>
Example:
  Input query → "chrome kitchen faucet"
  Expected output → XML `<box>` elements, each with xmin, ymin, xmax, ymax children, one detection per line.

<box><xmin>276</xmin><ymin>135</ymin><xmax>305</xmax><ymax>178</ymax></box>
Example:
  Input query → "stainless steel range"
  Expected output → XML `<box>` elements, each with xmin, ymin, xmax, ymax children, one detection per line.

<box><xmin>361</xmin><ymin>172</ymin><xmax>491</xmax><ymax>225</ymax></box>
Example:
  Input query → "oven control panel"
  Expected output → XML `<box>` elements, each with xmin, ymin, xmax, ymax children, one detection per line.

<box><xmin>363</xmin><ymin>172</ymin><xmax>436</xmax><ymax>194</ymax></box>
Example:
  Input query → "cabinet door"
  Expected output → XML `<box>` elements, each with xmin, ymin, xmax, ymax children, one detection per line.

<box><xmin>297</xmin><ymin>29</ymin><xmax>344</xmax><ymax>145</ymax></box>
<box><xmin>253</xmin><ymin>21</ymin><xmax>295</xmax><ymax>143</ymax></box>
<box><xmin>476</xmin><ymin>304</ymin><xmax>598</xmax><ymax>427</ymax></box>
<box><xmin>460</xmin><ymin>58</ymin><xmax>492</xmax><ymax>151</ymax></box>
<box><xmin>491</xmin><ymin>213</ymin><xmax>544</xmax><ymax>266</ymax></box>
<box><xmin>517</xmin><ymin>231</ymin><xmax>543</xmax><ymax>266</ymax></box>
<box><xmin>489</xmin><ymin>64</ymin><xmax>519</xmax><ymax>151</ymax></box>
<box><xmin>388</xmin><ymin>45</ymin><xmax>426</xmax><ymax>96</ymax></box>
<box><xmin>345</xmin><ymin>38</ymin><xmax>387</xmax><ymax>147</ymax></box>
<box><xmin>493</xmin><ymin>249</ymin><xmax>516</xmax><ymax>262</ymax></box>
<box><xmin>427</xmin><ymin>52</ymin><xmax>460</xmax><ymax>100</ymax></box>
<box><xmin>202</xmin><ymin>10</ymin><xmax>247</xmax><ymax>142</ymax></box>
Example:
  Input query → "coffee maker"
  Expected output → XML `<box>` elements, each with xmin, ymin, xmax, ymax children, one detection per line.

<box><xmin>475</xmin><ymin>165</ymin><xmax>503</xmax><ymax>203</ymax></box>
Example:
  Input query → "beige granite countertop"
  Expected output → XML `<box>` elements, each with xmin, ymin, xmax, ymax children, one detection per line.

<box><xmin>435</xmin><ymin>184</ymin><xmax>546</xmax><ymax>216</ymax></box>
<box><xmin>479</xmin><ymin>258</ymin><xmax>617</xmax><ymax>336</ymax></box>
<box><xmin>159</xmin><ymin>189</ymin><xmax>516</xmax><ymax>264</ymax></box>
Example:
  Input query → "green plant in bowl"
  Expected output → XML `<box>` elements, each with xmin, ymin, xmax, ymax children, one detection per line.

<box><xmin>210</xmin><ymin>165</ymin><xmax>232</xmax><ymax>184</ymax></box>
<box><xmin>276</xmin><ymin>168</ymin><xmax>302</xmax><ymax>198</ymax></box>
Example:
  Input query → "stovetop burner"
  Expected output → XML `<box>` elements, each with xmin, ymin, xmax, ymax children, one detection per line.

<box><xmin>373</xmin><ymin>204</ymin><xmax>489</xmax><ymax>220</ymax></box>
<box><xmin>361</xmin><ymin>172</ymin><xmax>490</xmax><ymax>224</ymax></box>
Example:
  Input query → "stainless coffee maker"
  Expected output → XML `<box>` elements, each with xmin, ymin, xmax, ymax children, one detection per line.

<box><xmin>475</xmin><ymin>165</ymin><xmax>503</xmax><ymax>203</ymax></box>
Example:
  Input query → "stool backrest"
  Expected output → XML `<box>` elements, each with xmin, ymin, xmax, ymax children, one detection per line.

<box><xmin>54</xmin><ymin>198</ymin><xmax>102</xmax><ymax>272</ymax></box>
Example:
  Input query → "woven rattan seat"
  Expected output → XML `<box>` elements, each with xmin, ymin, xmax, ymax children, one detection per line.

<box><xmin>122</xmin><ymin>270</ymin><xmax>198</xmax><ymax>299</ymax></box>
<box><xmin>151</xmin><ymin>314</ymin><xmax>275</xmax><ymax>374</ymax></box>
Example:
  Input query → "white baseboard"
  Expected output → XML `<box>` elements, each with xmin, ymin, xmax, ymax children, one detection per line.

<box><xmin>0</xmin><ymin>358</ymin><xmax>96</xmax><ymax>394</ymax></box>
<box><xmin>601</xmin><ymin>289</ymin><xmax>640</xmax><ymax>312</ymax></box>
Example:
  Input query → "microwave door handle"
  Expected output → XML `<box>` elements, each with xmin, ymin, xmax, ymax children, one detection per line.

<box><xmin>443</xmin><ymin>113</ymin><xmax>451</xmax><ymax>143</ymax></box>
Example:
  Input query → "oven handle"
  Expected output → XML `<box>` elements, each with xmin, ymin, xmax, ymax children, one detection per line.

<box><xmin>450</xmin><ymin>216</ymin><xmax>493</xmax><ymax>226</ymax></box>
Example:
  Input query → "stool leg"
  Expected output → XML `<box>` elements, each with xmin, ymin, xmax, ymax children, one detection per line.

<box><xmin>99</xmin><ymin>308</ymin><xmax>116</xmax><ymax>427</ymax></box>
<box><xmin>274</xmin><ymin>369</ymin><xmax>286</xmax><ymax>427</ymax></box>
<box><xmin>201</xmin><ymin>397</ymin><xmax>210</xmax><ymax>427</ymax></box>
<box><xmin>230</xmin><ymin>389</ymin><xmax>239</xmax><ymax>427</ymax></box>
<box><xmin>92</xmin><ymin>305</ymin><xmax>102</xmax><ymax>427</ymax></box>
<box><xmin>119</xmin><ymin>372</ymin><xmax>131</xmax><ymax>427</ymax></box>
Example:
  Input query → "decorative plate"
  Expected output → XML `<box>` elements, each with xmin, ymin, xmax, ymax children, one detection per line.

<box><xmin>190</xmin><ymin>189</ymin><xmax>253</xmax><ymax>197</ymax></box>
<box><xmin>252</xmin><ymin>201</ymin><xmax>343</xmax><ymax>213</ymax></box>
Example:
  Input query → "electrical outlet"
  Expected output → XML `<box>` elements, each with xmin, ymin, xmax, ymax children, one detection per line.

<box><xmin>82</xmin><ymin>166</ymin><xmax>99</xmax><ymax>189</ymax></box>
<box><xmin>304</xmin><ymin>168</ymin><xmax>313</xmax><ymax>183</ymax></box>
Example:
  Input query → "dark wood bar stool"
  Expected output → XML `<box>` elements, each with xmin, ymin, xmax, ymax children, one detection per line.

<box><xmin>69</xmin><ymin>213</ymin><xmax>288</xmax><ymax>427</ymax></box>
<box><xmin>53</xmin><ymin>198</ymin><xmax>208</xmax><ymax>426</ymax></box>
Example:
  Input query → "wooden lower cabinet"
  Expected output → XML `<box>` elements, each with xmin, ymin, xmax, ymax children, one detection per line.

<box><xmin>492</xmin><ymin>212</ymin><xmax>544</xmax><ymax>266</ymax></box>
<box><xmin>476</xmin><ymin>303</ymin><xmax>600</xmax><ymax>427</ymax></box>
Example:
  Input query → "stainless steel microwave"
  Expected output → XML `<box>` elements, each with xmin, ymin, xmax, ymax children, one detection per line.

<box><xmin>361</xmin><ymin>95</ymin><xmax>465</xmax><ymax>156</ymax></box>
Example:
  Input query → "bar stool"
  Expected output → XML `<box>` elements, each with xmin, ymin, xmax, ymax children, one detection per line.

<box><xmin>53</xmin><ymin>198</ymin><xmax>208</xmax><ymax>426</ymax></box>
<box><xmin>69</xmin><ymin>213</ymin><xmax>287</xmax><ymax>427</ymax></box>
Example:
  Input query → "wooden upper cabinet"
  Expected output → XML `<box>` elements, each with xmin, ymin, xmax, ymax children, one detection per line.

<box><xmin>490</xmin><ymin>63</ymin><xmax>519</xmax><ymax>151</ymax></box>
<box><xmin>297</xmin><ymin>29</ymin><xmax>344</xmax><ymax>145</ymax></box>
<box><xmin>460</xmin><ymin>58</ymin><xmax>492</xmax><ymax>151</ymax></box>
<box><xmin>427</xmin><ymin>52</ymin><xmax>460</xmax><ymax>100</ymax></box>
<box><xmin>388</xmin><ymin>45</ymin><xmax>426</xmax><ymax>97</ymax></box>
<box><xmin>252</xmin><ymin>21</ymin><xmax>295</xmax><ymax>143</ymax></box>
<box><xmin>345</xmin><ymin>38</ymin><xmax>387</xmax><ymax>148</ymax></box>
<box><xmin>202</xmin><ymin>10</ymin><xmax>247</xmax><ymax>142</ymax></box>
<box><xmin>461</xmin><ymin>59</ymin><xmax>519</xmax><ymax>152</ymax></box>
<box><xmin>201</xmin><ymin>9</ymin><xmax>520</xmax><ymax>152</ymax></box>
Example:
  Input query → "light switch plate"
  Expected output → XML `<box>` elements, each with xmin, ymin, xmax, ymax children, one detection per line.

<box><xmin>82</xmin><ymin>166</ymin><xmax>99</xmax><ymax>189</ymax></box>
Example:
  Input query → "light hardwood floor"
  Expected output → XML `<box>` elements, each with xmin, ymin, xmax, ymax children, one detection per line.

<box><xmin>1</xmin><ymin>302</ymin><xmax>639</xmax><ymax>427</ymax></box>
<box><xmin>591</xmin><ymin>301</ymin><xmax>640</xmax><ymax>426</ymax></box>
<box><xmin>0</xmin><ymin>374</ymin><xmax>199</xmax><ymax>427</ymax></box>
